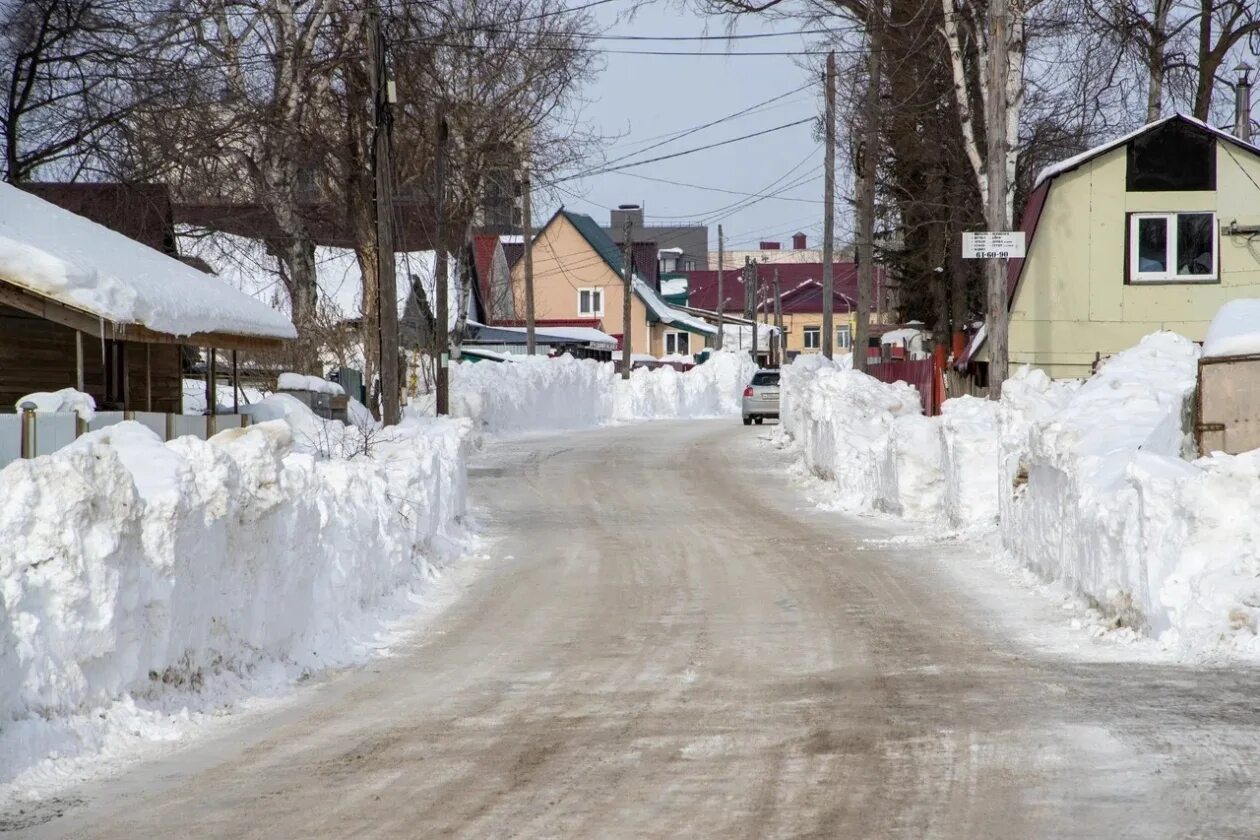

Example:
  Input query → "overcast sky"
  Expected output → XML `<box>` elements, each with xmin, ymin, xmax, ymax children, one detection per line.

<box><xmin>555</xmin><ymin>2</ymin><xmax>850</xmax><ymax>253</ymax></box>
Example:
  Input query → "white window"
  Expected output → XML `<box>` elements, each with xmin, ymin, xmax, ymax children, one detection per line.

<box><xmin>836</xmin><ymin>326</ymin><xmax>852</xmax><ymax>350</ymax></box>
<box><xmin>665</xmin><ymin>331</ymin><xmax>690</xmax><ymax>355</ymax></box>
<box><xmin>803</xmin><ymin>326</ymin><xmax>821</xmax><ymax>349</ymax></box>
<box><xmin>578</xmin><ymin>287</ymin><xmax>604</xmax><ymax>316</ymax></box>
<box><xmin>1129</xmin><ymin>212</ymin><xmax>1217</xmax><ymax>282</ymax></box>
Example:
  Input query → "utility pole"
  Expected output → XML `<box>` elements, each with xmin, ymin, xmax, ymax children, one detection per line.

<box><xmin>367</xmin><ymin>4</ymin><xmax>399</xmax><ymax>423</ymax></box>
<box><xmin>855</xmin><ymin>7</ymin><xmax>883</xmax><ymax>374</ymax></box>
<box><xmin>822</xmin><ymin>50</ymin><xmax>836</xmax><ymax>361</ymax></box>
<box><xmin>747</xmin><ymin>259</ymin><xmax>759</xmax><ymax>365</ymax></box>
<box><xmin>716</xmin><ymin>224</ymin><xmax>725</xmax><ymax>350</ymax></box>
<box><xmin>773</xmin><ymin>267</ymin><xmax>783</xmax><ymax>367</ymax></box>
<box><xmin>522</xmin><ymin>155</ymin><xmax>536</xmax><ymax>354</ymax></box>
<box><xmin>434</xmin><ymin>117</ymin><xmax>451</xmax><ymax>414</ymax></box>
<box><xmin>986</xmin><ymin>0</ymin><xmax>1010</xmax><ymax>398</ymax></box>
<box><xmin>621</xmin><ymin>216</ymin><xmax>634</xmax><ymax>379</ymax></box>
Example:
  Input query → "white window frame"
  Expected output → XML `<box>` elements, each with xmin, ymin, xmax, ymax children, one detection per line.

<box><xmin>1129</xmin><ymin>212</ymin><xmax>1218</xmax><ymax>283</ymax></box>
<box><xmin>836</xmin><ymin>325</ymin><xmax>852</xmax><ymax>350</ymax></box>
<box><xmin>664</xmin><ymin>331</ymin><xmax>690</xmax><ymax>355</ymax></box>
<box><xmin>803</xmin><ymin>326</ymin><xmax>821</xmax><ymax>350</ymax></box>
<box><xmin>577</xmin><ymin>287</ymin><xmax>604</xmax><ymax>316</ymax></box>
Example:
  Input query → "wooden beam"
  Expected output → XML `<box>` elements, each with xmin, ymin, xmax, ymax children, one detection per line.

<box><xmin>122</xmin><ymin>342</ymin><xmax>131</xmax><ymax>411</ymax></box>
<box><xmin>206</xmin><ymin>347</ymin><xmax>217</xmax><ymax>415</ymax></box>
<box><xmin>232</xmin><ymin>349</ymin><xmax>239</xmax><ymax>414</ymax></box>
<box><xmin>114</xmin><ymin>323</ymin><xmax>289</xmax><ymax>352</ymax></box>
<box><xmin>146</xmin><ymin>343</ymin><xmax>152</xmax><ymax>411</ymax></box>
<box><xmin>0</xmin><ymin>281</ymin><xmax>104</xmax><ymax>336</ymax></box>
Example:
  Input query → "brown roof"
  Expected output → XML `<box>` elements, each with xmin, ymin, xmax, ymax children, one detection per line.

<box><xmin>22</xmin><ymin>182</ymin><xmax>176</xmax><ymax>254</ymax></box>
<box><xmin>174</xmin><ymin>199</ymin><xmax>439</xmax><ymax>252</ymax></box>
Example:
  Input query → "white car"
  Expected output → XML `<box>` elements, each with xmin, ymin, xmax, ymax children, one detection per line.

<box><xmin>742</xmin><ymin>370</ymin><xmax>780</xmax><ymax>425</ymax></box>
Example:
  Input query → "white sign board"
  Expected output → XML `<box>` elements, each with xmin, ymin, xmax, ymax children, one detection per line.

<box><xmin>962</xmin><ymin>231</ymin><xmax>1026</xmax><ymax>259</ymax></box>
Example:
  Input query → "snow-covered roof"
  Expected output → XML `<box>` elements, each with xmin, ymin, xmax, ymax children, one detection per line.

<box><xmin>496</xmin><ymin>325</ymin><xmax>618</xmax><ymax>347</ymax></box>
<box><xmin>1034</xmin><ymin>113</ymin><xmax>1260</xmax><ymax>189</ymax></box>
<box><xmin>660</xmin><ymin>277</ymin><xmax>688</xmax><ymax>297</ymax></box>
<box><xmin>634</xmin><ymin>277</ymin><xmax>716</xmax><ymax>336</ymax></box>
<box><xmin>1203</xmin><ymin>299</ymin><xmax>1260</xmax><ymax>358</ymax></box>
<box><xmin>0</xmin><ymin>182</ymin><xmax>295</xmax><ymax>340</ymax></box>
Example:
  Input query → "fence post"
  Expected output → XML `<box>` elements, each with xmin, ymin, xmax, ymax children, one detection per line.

<box><xmin>165</xmin><ymin>412</ymin><xmax>174</xmax><ymax>442</ymax></box>
<box><xmin>19</xmin><ymin>403</ymin><xmax>36</xmax><ymax>458</ymax></box>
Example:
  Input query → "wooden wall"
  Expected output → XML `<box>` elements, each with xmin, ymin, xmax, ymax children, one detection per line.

<box><xmin>0</xmin><ymin>305</ymin><xmax>183</xmax><ymax>412</ymax></box>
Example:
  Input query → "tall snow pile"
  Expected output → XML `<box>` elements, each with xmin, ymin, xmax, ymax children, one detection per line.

<box><xmin>938</xmin><ymin>396</ymin><xmax>999</xmax><ymax>528</ymax></box>
<box><xmin>784</xmin><ymin>361</ymin><xmax>927</xmax><ymax>515</ymax></box>
<box><xmin>0</xmin><ymin>406</ymin><xmax>469</xmax><ymax>785</ymax></box>
<box><xmin>779</xmin><ymin>353</ymin><xmax>848</xmax><ymax>438</ymax></box>
<box><xmin>1201</xmin><ymin>298</ymin><xmax>1260</xmax><ymax>358</ymax></box>
<box><xmin>448</xmin><ymin>350</ymin><xmax>756</xmax><ymax>435</ymax></box>
<box><xmin>14</xmin><ymin>388</ymin><xmax>96</xmax><ymax>420</ymax></box>
<box><xmin>999</xmin><ymin>332</ymin><xmax>1199</xmax><ymax>634</ymax></box>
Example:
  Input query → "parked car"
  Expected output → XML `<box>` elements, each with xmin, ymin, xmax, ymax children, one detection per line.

<box><xmin>742</xmin><ymin>370</ymin><xmax>780</xmax><ymax>425</ymax></box>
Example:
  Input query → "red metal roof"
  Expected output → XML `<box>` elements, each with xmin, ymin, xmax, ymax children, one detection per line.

<box><xmin>684</xmin><ymin>262</ymin><xmax>884</xmax><ymax>314</ymax></box>
<box><xmin>491</xmin><ymin>318</ymin><xmax>605</xmax><ymax>329</ymax></box>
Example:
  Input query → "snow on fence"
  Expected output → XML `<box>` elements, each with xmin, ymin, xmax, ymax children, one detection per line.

<box><xmin>778</xmin><ymin>331</ymin><xmax>1260</xmax><ymax>657</ymax></box>
<box><xmin>0</xmin><ymin>408</ymin><xmax>248</xmax><ymax>471</ymax></box>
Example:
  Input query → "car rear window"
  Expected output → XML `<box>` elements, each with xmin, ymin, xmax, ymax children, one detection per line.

<box><xmin>751</xmin><ymin>372</ymin><xmax>779</xmax><ymax>387</ymax></box>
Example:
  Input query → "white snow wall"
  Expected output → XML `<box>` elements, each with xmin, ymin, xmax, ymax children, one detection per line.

<box><xmin>0</xmin><ymin>415</ymin><xmax>469</xmax><ymax>783</ymax></box>
<box><xmin>779</xmin><ymin>333</ymin><xmax>1260</xmax><ymax>655</ymax></box>
<box><xmin>449</xmin><ymin>350</ymin><xmax>757</xmax><ymax>435</ymax></box>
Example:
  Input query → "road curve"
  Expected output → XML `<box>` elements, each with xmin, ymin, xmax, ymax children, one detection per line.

<box><xmin>16</xmin><ymin>420</ymin><xmax>1260</xmax><ymax>838</ymax></box>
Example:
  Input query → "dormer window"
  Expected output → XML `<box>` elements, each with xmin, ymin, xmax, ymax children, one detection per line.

<box><xmin>1126</xmin><ymin>119</ymin><xmax>1215</xmax><ymax>192</ymax></box>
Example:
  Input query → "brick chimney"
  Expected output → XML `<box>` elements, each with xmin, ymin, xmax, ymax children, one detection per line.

<box><xmin>792</xmin><ymin>232</ymin><xmax>807</xmax><ymax>249</ymax></box>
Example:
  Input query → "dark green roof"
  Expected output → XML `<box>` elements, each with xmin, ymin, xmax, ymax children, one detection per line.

<box><xmin>561</xmin><ymin>210</ymin><xmax>627</xmax><ymax>277</ymax></box>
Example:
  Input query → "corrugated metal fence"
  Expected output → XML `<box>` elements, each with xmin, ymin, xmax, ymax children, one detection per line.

<box><xmin>866</xmin><ymin>358</ymin><xmax>943</xmax><ymax>415</ymax></box>
<box><xmin>0</xmin><ymin>410</ymin><xmax>249</xmax><ymax>472</ymax></box>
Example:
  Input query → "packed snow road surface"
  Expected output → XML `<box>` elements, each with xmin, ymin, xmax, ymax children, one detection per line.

<box><xmin>16</xmin><ymin>420</ymin><xmax>1260</xmax><ymax>838</ymax></box>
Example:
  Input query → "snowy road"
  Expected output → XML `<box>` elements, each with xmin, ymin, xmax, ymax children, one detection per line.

<box><xmin>16</xmin><ymin>420</ymin><xmax>1260</xmax><ymax>838</ymax></box>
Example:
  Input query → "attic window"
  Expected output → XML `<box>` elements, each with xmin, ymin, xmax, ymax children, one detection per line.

<box><xmin>1126</xmin><ymin>120</ymin><xmax>1215</xmax><ymax>192</ymax></box>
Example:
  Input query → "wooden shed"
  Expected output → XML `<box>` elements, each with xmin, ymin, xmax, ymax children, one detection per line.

<box><xmin>0</xmin><ymin>183</ymin><xmax>295</xmax><ymax>412</ymax></box>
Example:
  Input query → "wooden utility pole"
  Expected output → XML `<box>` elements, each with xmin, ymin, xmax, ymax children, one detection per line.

<box><xmin>986</xmin><ymin>0</ymin><xmax>1010</xmax><ymax>398</ymax></box>
<box><xmin>773</xmin><ymin>267</ymin><xmax>783</xmax><ymax>367</ymax></box>
<box><xmin>434</xmin><ymin>117</ymin><xmax>451</xmax><ymax>414</ymax></box>
<box><xmin>747</xmin><ymin>259</ymin><xmax>759</xmax><ymax>364</ymax></box>
<box><xmin>855</xmin><ymin>8</ymin><xmax>883</xmax><ymax>374</ymax></box>
<box><xmin>367</xmin><ymin>4</ymin><xmax>400</xmax><ymax>423</ymax></box>
<box><xmin>822</xmin><ymin>50</ymin><xmax>836</xmax><ymax>361</ymax></box>
<box><xmin>716</xmin><ymin>224</ymin><xmax>725</xmax><ymax>350</ymax></box>
<box><xmin>621</xmin><ymin>215</ymin><xmax>634</xmax><ymax>379</ymax></box>
<box><xmin>522</xmin><ymin>157</ymin><xmax>536</xmax><ymax>355</ymax></box>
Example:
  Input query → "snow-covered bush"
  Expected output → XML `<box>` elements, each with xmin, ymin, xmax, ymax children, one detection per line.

<box><xmin>449</xmin><ymin>350</ymin><xmax>756</xmax><ymax>435</ymax></box>
<box><xmin>0</xmin><ymin>408</ymin><xmax>469</xmax><ymax>784</ymax></box>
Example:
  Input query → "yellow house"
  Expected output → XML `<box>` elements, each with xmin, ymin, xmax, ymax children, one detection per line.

<box><xmin>970</xmin><ymin>114</ymin><xmax>1260</xmax><ymax>379</ymax></box>
<box><xmin>512</xmin><ymin>209</ymin><xmax>717</xmax><ymax>357</ymax></box>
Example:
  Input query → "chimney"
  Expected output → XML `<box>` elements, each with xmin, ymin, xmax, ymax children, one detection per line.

<box><xmin>759</xmin><ymin>241</ymin><xmax>781</xmax><ymax>250</ymax></box>
<box><xmin>1237</xmin><ymin>63</ymin><xmax>1254</xmax><ymax>142</ymax></box>
<box><xmin>792</xmin><ymin>232</ymin><xmax>807</xmax><ymax>249</ymax></box>
<box><xmin>611</xmin><ymin>203</ymin><xmax>645</xmax><ymax>238</ymax></box>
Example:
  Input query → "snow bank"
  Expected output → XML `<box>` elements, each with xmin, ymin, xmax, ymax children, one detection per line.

<box><xmin>448</xmin><ymin>350</ymin><xmax>756</xmax><ymax>435</ymax></box>
<box><xmin>14</xmin><ymin>388</ymin><xmax>95</xmax><ymax>420</ymax></box>
<box><xmin>0</xmin><ymin>405</ymin><xmax>469</xmax><ymax>785</ymax></box>
<box><xmin>784</xmin><ymin>360</ymin><xmax>926</xmax><ymax>515</ymax></box>
<box><xmin>1000</xmin><ymin>333</ymin><xmax>1199</xmax><ymax>632</ymax></box>
<box><xmin>778</xmin><ymin>331</ymin><xmax>1260</xmax><ymax>656</ymax></box>
<box><xmin>277</xmin><ymin>372</ymin><xmax>345</xmax><ymax>395</ymax></box>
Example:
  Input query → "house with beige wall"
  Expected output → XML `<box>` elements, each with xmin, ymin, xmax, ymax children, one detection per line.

<box><xmin>512</xmin><ymin>209</ymin><xmax>716</xmax><ymax>357</ymax></box>
<box><xmin>968</xmin><ymin>114</ymin><xmax>1260</xmax><ymax>379</ymax></box>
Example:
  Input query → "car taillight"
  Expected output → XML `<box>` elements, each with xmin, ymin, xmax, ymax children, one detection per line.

<box><xmin>743</xmin><ymin>386</ymin><xmax>754</xmax><ymax>397</ymax></box>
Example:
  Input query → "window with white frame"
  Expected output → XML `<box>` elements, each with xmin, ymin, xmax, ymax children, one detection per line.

<box><xmin>665</xmin><ymin>331</ymin><xmax>690</xmax><ymax>355</ymax></box>
<box><xmin>578</xmin><ymin>287</ymin><xmax>604</xmax><ymax>316</ymax></box>
<box><xmin>1129</xmin><ymin>212</ymin><xmax>1217</xmax><ymax>282</ymax></box>
<box><xmin>836</xmin><ymin>325</ymin><xmax>852</xmax><ymax>350</ymax></box>
<box><xmin>803</xmin><ymin>326</ymin><xmax>821</xmax><ymax>349</ymax></box>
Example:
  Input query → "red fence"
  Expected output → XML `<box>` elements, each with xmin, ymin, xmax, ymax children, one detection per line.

<box><xmin>865</xmin><ymin>357</ymin><xmax>943</xmax><ymax>415</ymax></box>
